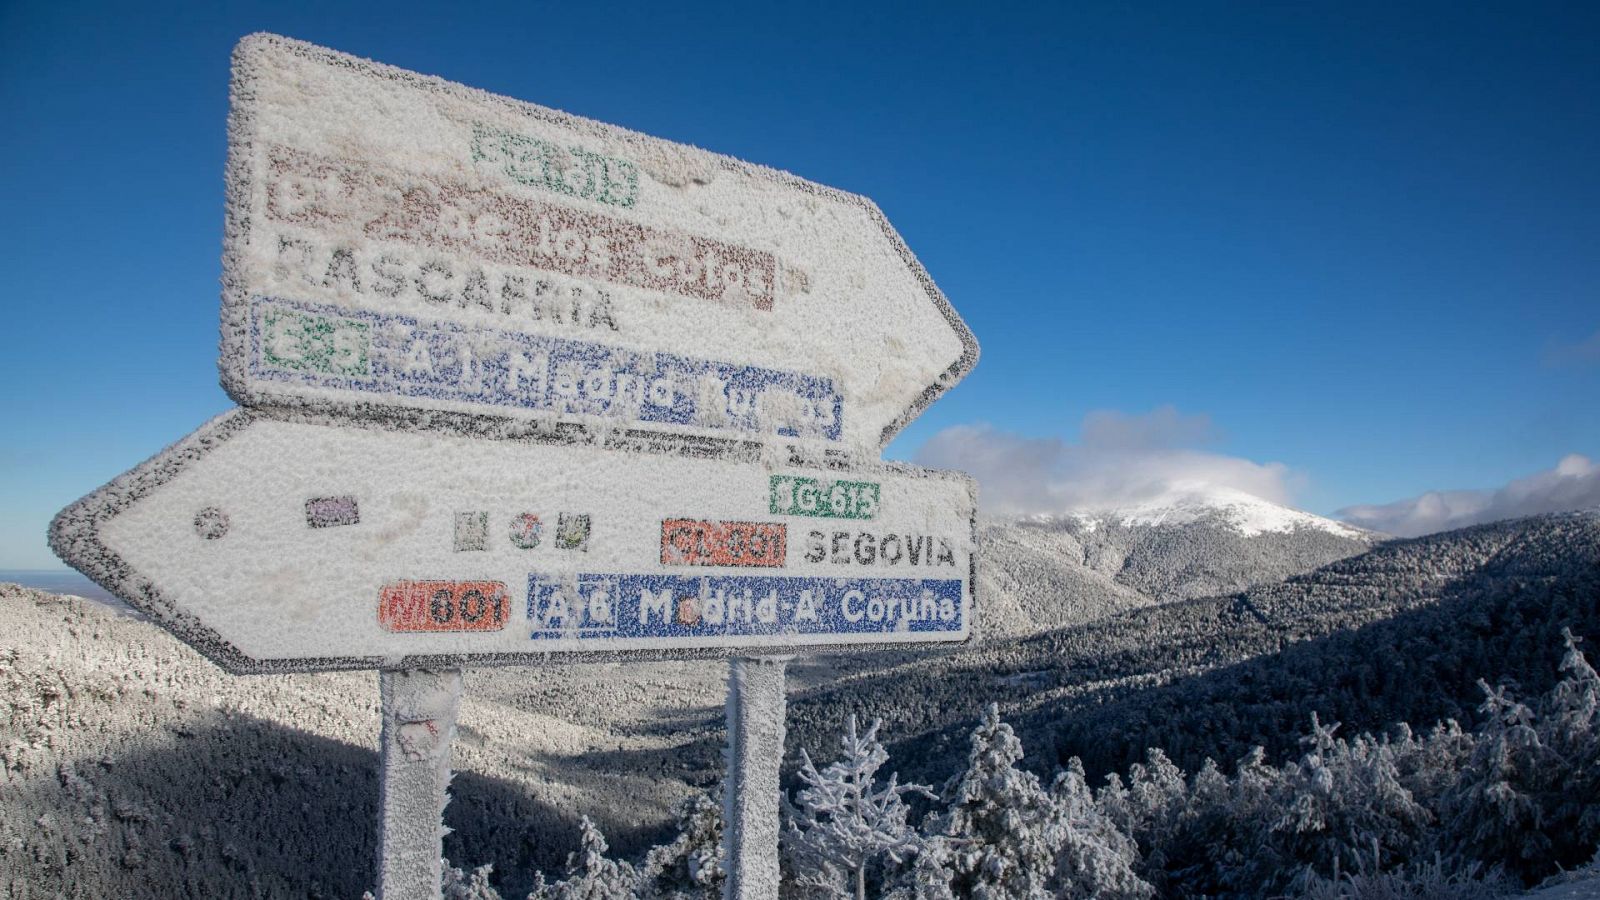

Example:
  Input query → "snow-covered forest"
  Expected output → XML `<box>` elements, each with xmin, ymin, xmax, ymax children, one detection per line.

<box><xmin>788</xmin><ymin>512</ymin><xmax>1600</xmax><ymax>791</ymax></box>
<box><xmin>470</xmin><ymin>628</ymin><xmax>1600</xmax><ymax>899</ymax></box>
<box><xmin>5</xmin><ymin>511</ymin><xmax>1597</xmax><ymax>897</ymax></box>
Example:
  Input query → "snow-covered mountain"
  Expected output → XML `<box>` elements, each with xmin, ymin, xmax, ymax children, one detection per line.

<box><xmin>1049</xmin><ymin>485</ymin><xmax>1371</xmax><ymax>540</ymax></box>
<box><xmin>978</xmin><ymin>487</ymin><xmax>1379</xmax><ymax>636</ymax></box>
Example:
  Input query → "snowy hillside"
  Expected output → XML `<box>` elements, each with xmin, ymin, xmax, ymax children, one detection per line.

<box><xmin>0</xmin><ymin>584</ymin><xmax>728</xmax><ymax>898</ymax></box>
<box><xmin>978</xmin><ymin>488</ymin><xmax>1378</xmax><ymax>635</ymax></box>
<box><xmin>789</xmin><ymin>510</ymin><xmax>1600</xmax><ymax>788</ymax></box>
<box><xmin>5</xmin><ymin>510</ymin><xmax>1597</xmax><ymax>897</ymax></box>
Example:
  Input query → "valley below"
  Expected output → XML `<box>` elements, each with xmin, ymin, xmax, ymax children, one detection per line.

<box><xmin>4</xmin><ymin>505</ymin><xmax>1597</xmax><ymax>898</ymax></box>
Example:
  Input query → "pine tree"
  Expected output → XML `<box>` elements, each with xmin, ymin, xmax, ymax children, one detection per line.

<box><xmin>784</xmin><ymin>716</ymin><xmax>930</xmax><ymax>900</ymax></box>
<box><xmin>1390</xmin><ymin>719</ymin><xmax>1476</xmax><ymax>823</ymax></box>
<box><xmin>1536</xmin><ymin>628</ymin><xmax>1600</xmax><ymax>871</ymax></box>
<box><xmin>1098</xmin><ymin>746</ymin><xmax>1190</xmax><ymax>889</ymax></box>
<box><xmin>528</xmin><ymin>816</ymin><xmax>638</xmax><ymax>900</ymax></box>
<box><xmin>1213</xmin><ymin>745</ymin><xmax>1290</xmax><ymax>895</ymax></box>
<box><xmin>1269</xmin><ymin>713</ymin><xmax>1430</xmax><ymax>892</ymax></box>
<box><xmin>1444</xmin><ymin>679</ymin><xmax>1550</xmax><ymax>879</ymax></box>
<box><xmin>441</xmin><ymin>862</ymin><xmax>503</xmax><ymax>899</ymax></box>
<box><xmin>1046</xmin><ymin>758</ymin><xmax>1152</xmax><ymax>899</ymax></box>
<box><xmin>638</xmin><ymin>792</ymin><xmax>724</xmax><ymax>900</ymax></box>
<box><xmin>935</xmin><ymin>704</ymin><xmax>1059</xmax><ymax>899</ymax></box>
<box><xmin>881</xmin><ymin>837</ymin><xmax>958</xmax><ymax>900</ymax></box>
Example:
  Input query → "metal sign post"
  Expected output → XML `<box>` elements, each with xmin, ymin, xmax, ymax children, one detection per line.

<box><xmin>723</xmin><ymin>656</ymin><xmax>789</xmax><ymax>899</ymax></box>
<box><xmin>51</xmin><ymin>32</ymin><xmax>980</xmax><ymax>900</ymax></box>
<box><xmin>378</xmin><ymin>668</ymin><xmax>463</xmax><ymax>900</ymax></box>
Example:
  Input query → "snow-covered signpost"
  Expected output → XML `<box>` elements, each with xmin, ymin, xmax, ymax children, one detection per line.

<box><xmin>50</xmin><ymin>33</ymin><xmax>978</xmax><ymax>900</ymax></box>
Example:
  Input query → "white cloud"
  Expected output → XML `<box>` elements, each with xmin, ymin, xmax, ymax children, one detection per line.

<box><xmin>1337</xmin><ymin>454</ymin><xmax>1600</xmax><ymax>537</ymax></box>
<box><xmin>913</xmin><ymin>406</ymin><xmax>1299</xmax><ymax>517</ymax></box>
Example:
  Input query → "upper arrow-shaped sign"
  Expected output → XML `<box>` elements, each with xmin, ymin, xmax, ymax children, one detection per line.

<box><xmin>220</xmin><ymin>34</ymin><xmax>977</xmax><ymax>455</ymax></box>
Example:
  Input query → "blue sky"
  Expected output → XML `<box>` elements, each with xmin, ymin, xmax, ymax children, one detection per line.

<box><xmin>3</xmin><ymin>1</ymin><xmax>1598</xmax><ymax>567</ymax></box>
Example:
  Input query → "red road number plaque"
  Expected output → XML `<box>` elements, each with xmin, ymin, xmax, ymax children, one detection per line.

<box><xmin>660</xmin><ymin>519</ymin><xmax>787</xmax><ymax>568</ymax></box>
<box><xmin>379</xmin><ymin>580</ymin><xmax>509</xmax><ymax>632</ymax></box>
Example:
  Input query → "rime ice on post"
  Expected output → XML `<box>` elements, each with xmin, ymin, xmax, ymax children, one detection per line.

<box><xmin>378</xmin><ymin>668</ymin><xmax>463</xmax><ymax>900</ymax></box>
<box><xmin>49</xmin><ymin>31</ymin><xmax>980</xmax><ymax>900</ymax></box>
<box><xmin>724</xmin><ymin>657</ymin><xmax>788</xmax><ymax>899</ymax></box>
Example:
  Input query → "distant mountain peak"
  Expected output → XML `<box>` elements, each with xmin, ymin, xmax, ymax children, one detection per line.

<box><xmin>1025</xmin><ymin>485</ymin><xmax>1372</xmax><ymax>540</ymax></box>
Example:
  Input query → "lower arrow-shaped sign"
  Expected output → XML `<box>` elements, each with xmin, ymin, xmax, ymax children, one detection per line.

<box><xmin>50</xmin><ymin>409</ymin><xmax>976</xmax><ymax>673</ymax></box>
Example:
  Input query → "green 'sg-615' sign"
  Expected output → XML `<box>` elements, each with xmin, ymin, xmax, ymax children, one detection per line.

<box><xmin>769</xmin><ymin>475</ymin><xmax>881</xmax><ymax>520</ymax></box>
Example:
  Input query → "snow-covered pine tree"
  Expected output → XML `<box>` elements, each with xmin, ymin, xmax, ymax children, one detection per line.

<box><xmin>783</xmin><ymin>716</ymin><xmax>929</xmax><ymax>900</ymax></box>
<box><xmin>1388</xmin><ymin>718</ymin><xmax>1476</xmax><ymax>825</ymax></box>
<box><xmin>782</xmin><ymin>808</ymin><xmax>851</xmax><ymax>900</ymax></box>
<box><xmin>1541</xmin><ymin>628</ymin><xmax>1600</xmax><ymax>866</ymax></box>
<box><xmin>1094</xmin><ymin>771</ymin><xmax>1133</xmax><ymax>836</ymax></box>
<box><xmin>1269</xmin><ymin>713</ymin><xmax>1430</xmax><ymax>893</ymax></box>
<box><xmin>1444</xmin><ymin>678</ymin><xmax>1550</xmax><ymax>879</ymax></box>
<box><xmin>1205</xmin><ymin>745</ymin><xmax>1289</xmax><ymax>896</ymax></box>
<box><xmin>442</xmin><ymin>861</ymin><xmax>503</xmax><ymax>899</ymax></box>
<box><xmin>1046</xmin><ymin>758</ymin><xmax>1152</xmax><ymax>899</ymax></box>
<box><xmin>880</xmin><ymin>837</ymin><xmax>958</xmax><ymax>900</ymax></box>
<box><xmin>638</xmin><ymin>791</ymin><xmax>724</xmax><ymax>899</ymax></box>
<box><xmin>527</xmin><ymin>816</ymin><xmax>638</xmax><ymax>900</ymax></box>
<box><xmin>1096</xmin><ymin>746</ymin><xmax>1190</xmax><ymax>888</ymax></box>
<box><xmin>934</xmin><ymin>704</ymin><xmax>1059</xmax><ymax>899</ymax></box>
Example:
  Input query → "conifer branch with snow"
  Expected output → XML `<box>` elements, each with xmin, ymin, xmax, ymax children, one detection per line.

<box><xmin>783</xmin><ymin>716</ymin><xmax>931</xmax><ymax>900</ymax></box>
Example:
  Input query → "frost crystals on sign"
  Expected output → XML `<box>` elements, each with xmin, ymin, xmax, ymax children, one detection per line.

<box><xmin>378</xmin><ymin>580</ymin><xmax>509</xmax><ymax>632</ymax></box>
<box><xmin>510</xmin><ymin>513</ymin><xmax>542</xmax><ymax>549</ymax></box>
<box><xmin>193</xmin><ymin>507</ymin><xmax>230</xmax><ymax>540</ymax></box>
<box><xmin>248</xmin><ymin>296</ymin><xmax>843</xmax><ymax>441</ymax></box>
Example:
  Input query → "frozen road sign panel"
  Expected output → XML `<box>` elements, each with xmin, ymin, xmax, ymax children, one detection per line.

<box><xmin>52</xmin><ymin>32</ymin><xmax>980</xmax><ymax>900</ymax></box>
<box><xmin>49</xmin><ymin>410</ymin><xmax>976</xmax><ymax>673</ymax></box>
<box><xmin>221</xmin><ymin>34</ymin><xmax>976</xmax><ymax>454</ymax></box>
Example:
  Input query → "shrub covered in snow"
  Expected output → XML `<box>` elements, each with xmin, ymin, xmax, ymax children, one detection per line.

<box><xmin>638</xmin><ymin>792</ymin><xmax>725</xmax><ymax>899</ymax></box>
<box><xmin>528</xmin><ymin>817</ymin><xmax>639</xmax><ymax>900</ymax></box>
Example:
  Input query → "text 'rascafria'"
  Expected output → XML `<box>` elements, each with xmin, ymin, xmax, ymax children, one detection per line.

<box><xmin>266</xmin><ymin>144</ymin><xmax>775</xmax><ymax>311</ymax></box>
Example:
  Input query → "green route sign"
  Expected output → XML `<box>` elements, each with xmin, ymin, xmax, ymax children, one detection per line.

<box><xmin>769</xmin><ymin>475</ymin><xmax>881</xmax><ymax>520</ymax></box>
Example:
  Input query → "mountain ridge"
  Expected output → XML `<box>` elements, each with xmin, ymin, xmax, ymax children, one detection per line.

<box><xmin>978</xmin><ymin>488</ymin><xmax>1379</xmax><ymax>636</ymax></box>
<box><xmin>1017</xmin><ymin>485</ymin><xmax>1373</xmax><ymax>540</ymax></box>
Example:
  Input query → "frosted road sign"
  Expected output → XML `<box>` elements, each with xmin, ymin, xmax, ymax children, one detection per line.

<box><xmin>53</xmin><ymin>34</ymin><xmax>980</xmax><ymax>675</ymax></box>
<box><xmin>51</xmin><ymin>410</ymin><xmax>975</xmax><ymax>674</ymax></box>
<box><xmin>50</xmin><ymin>32</ymin><xmax>981</xmax><ymax>898</ymax></box>
<box><xmin>222</xmin><ymin>34</ymin><xmax>977</xmax><ymax>454</ymax></box>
